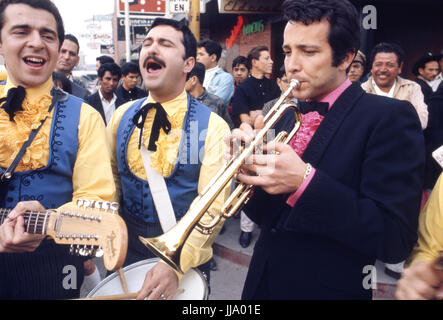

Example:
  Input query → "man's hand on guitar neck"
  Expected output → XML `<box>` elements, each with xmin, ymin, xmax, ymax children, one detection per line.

<box><xmin>0</xmin><ymin>201</ymin><xmax>46</xmax><ymax>253</ymax></box>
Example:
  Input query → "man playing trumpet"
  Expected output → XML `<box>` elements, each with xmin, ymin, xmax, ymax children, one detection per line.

<box><xmin>226</xmin><ymin>0</ymin><xmax>425</xmax><ymax>299</ymax></box>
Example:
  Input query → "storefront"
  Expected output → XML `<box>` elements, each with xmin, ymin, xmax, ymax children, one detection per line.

<box><xmin>202</xmin><ymin>0</ymin><xmax>442</xmax><ymax>79</ymax></box>
<box><xmin>200</xmin><ymin>0</ymin><xmax>284</xmax><ymax>75</ymax></box>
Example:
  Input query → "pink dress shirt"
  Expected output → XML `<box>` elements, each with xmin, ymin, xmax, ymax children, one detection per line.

<box><xmin>287</xmin><ymin>78</ymin><xmax>352</xmax><ymax>207</ymax></box>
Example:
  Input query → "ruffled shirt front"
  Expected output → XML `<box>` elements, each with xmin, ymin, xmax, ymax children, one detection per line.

<box><xmin>0</xmin><ymin>76</ymin><xmax>116</xmax><ymax>209</ymax></box>
<box><xmin>126</xmin><ymin>91</ymin><xmax>188</xmax><ymax>178</ymax></box>
<box><xmin>0</xmin><ymin>78</ymin><xmax>53</xmax><ymax>171</ymax></box>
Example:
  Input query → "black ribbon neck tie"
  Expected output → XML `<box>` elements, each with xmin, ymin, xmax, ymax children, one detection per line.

<box><xmin>298</xmin><ymin>101</ymin><xmax>329</xmax><ymax>117</ymax></box>
<box><xmin>0</xmin><ymin>86</ymin><xmax>26</xmax><ymax>121</ymax></box>
<box><xmin>133</xmin><ymin>102</ymin><xmax>171</xmax><ymax>151</ymax></box>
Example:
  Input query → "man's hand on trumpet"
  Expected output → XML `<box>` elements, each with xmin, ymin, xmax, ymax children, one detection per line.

<box><xmin>225</xmin><ymin>115</ymin><xmax>308</xmax><ymax>195</ymax></box>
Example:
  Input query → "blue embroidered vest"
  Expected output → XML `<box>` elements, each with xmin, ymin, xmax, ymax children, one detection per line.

<box><xmin>0</xmin><ymin>94</ymin><xmax>83</xmax><ymax>209</ymax></box>
<box><xmin>116</xmin><ymin>95</ymin><xmax>211</xmax><ymax>223</ymax></box>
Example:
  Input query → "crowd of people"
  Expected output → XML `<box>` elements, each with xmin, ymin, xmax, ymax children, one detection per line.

<box><xmin>0</xmin><ymin>0</ymin><xmax>442</xmax><ymax>300</ymax></box>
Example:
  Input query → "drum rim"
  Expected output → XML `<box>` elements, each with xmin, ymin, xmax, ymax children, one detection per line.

<box><xmin>86</xmin><ymin>258</ymin><xmax>209</xmax><ymax>300</ymax></box>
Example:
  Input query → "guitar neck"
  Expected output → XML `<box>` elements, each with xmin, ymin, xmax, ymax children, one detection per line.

<box><xmin>0</xmin><ymin>208</ymin><xmax>50</xmax><ymax>235</ymax></box>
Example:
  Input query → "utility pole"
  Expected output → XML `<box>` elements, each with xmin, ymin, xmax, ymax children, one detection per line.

<box><xmin>189</xmin><ymin>0</ymin><xmax>200</xmax><ymax>41</ymax></box>
<box><xmin>124</xmin><ymin>0</ymin><xmax>131</xmax><ymax>63</ymax></box>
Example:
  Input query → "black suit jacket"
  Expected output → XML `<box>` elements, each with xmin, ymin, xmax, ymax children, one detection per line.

<box><xmin>71</xmin><ymin>81</ymin><xmax>89</xmax><ymax>101</ymax></box>
<box><xmin>415</xmin><ymin>78</ymin><xmax>433</xmax><ymax>104</ymax></box>
<box><xmin>85</xmin><ymin>92</ymin><xmax>125</xmax><ymax>124</ymax></box>
<box><xmin>423</xmin><ymin>85</ymin><xmax>443</xmax><ymax>189</ymax></box>
<box><xmin>242</xmin><ymin>83</ymin><xmax>425</xmax><ymax>299</ymax></box>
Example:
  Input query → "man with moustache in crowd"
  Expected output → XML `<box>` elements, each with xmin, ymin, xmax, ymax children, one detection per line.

<box><xmin>362</xmin><ymin>42</ymin><xmax>428</xmax><ymax>130</ymax></box>
<box><xmin>107</xmin><ymin>18</ymin><xmax>231</xmax><ymax>300</ymax></box>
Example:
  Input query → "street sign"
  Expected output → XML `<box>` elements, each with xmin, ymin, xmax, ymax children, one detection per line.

<box><xmin>169</xmin><ymin>0</ymin><xmax>188</xmax><ymax>13</ymax></box>
<box><xmin>169</xmin><ymin>0</ymin><xmax>207</xmax><ymax>14</ymax></box>
<box><xmin>117</xmin><ymin>17</ymin><xmax>155</xmax><ymax>41</ymax></box>
<box><xmin>118</xmin><ymin>0</ymin><xmax>166</xmax><ymax>16</ymax></box>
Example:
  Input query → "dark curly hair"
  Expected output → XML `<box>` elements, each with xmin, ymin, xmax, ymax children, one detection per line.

<box><xmin>282</xmin><ymin>0</ymin><xmax>360</xmax><ymax>67</ymax></box>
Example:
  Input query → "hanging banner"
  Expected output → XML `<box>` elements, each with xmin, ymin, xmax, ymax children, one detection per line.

<box><xmin>217</xmin><ymin>0</ymin><xmax>283</xmax><ymax>14</ymax></box>
<box><xmin>118</xmin><ymin>0</ymin><xmax>166</xmax><ymax>16</ymax></box>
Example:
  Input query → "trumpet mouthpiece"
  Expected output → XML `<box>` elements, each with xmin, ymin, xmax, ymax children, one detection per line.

<box><xmin>290</xmin><ymin>79</ymin><xmax>300</xmax><ymax>89</ymax></box>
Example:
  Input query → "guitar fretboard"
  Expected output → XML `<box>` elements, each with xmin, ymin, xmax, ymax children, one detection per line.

<box><xmin>0</xmin><ymin>208</ymin><xmax>50</xmax><ymax>235</ymax></box>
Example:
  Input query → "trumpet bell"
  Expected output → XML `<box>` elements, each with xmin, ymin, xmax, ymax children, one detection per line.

<box><xmin>138</xmin><ymin>235</ymin><xmax>184</xmax><ymax>273</ymax></box>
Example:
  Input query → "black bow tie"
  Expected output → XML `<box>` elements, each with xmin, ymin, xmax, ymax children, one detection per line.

<box><xmin>133</xmin><ymin>102</ymin><xmax>171</xmax><ymax>151</ymax></box>
<box><xmin>298</xmin><ymin>101</ymin><xmax>329</xmax><ymax>116</ymax></box>
<box><xmin>0</xmin><ymin>86</ymin><xmax>26</xmax><ymax>121</ymax></box>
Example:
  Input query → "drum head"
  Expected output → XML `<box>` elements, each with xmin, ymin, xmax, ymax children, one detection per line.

<box><xmin>87</xmin><ymin>258</ymin><xmax>208</xmax><ymax>300</ymax></box>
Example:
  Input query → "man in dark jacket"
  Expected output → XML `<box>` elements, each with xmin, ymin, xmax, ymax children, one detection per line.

<box><xmin>55</xmin><ymin>34</ymin><xmax>89</xmax><ymax>100</ymax></box>
<box><xmin>86</xmin><ymin>63</ymin><xmax>125</xmax><ymax>124</ymax></box>
<box><xmin>115</xmin><ymin>62</ymin><xmax>147</xmax><ymax>104</ymax></box>
<box><xmin>423</xmin><ymin>85</ymin><xmax>443</xmax><ymax>190</ymax></box>
<box><xmin>185</xmin><ymin>62</ymin><xmax>234</xmax><ymax>129</ymax></box>
<box><xmin>227</xmin><ymin>0</ymin><xmax>424</xmax><ymax>299</ymax></box>
<box><xmin>413</xmin><ymin>52</ymin><xmax>440</xmax><ymax>104</ymax></box>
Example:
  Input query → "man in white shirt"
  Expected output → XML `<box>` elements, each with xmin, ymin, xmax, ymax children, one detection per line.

<box><xmin>86</xmin><ymin>62</ymin><xmax>124</xmax><ymax>124</ymax></box>
<box><xmin>361</xmin><ymin>42</ymin><xmax>428</xmax><ymax>130</ymax></box>
<box><xmin>197</xmin><ymin>39</ymin><xmax>234</xmax><ymax>105</ymax></box>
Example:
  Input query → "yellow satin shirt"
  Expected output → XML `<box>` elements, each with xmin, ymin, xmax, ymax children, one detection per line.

<box><xmin>107</xmin><ymin>90</ymin><xmax>232</xmax><ymax>278</ymax></box>
<box><xmin>0</xmin><ymin>77</ymin><xmax>116</xmax><ymax>209</ymax></box>
<box><xmin>407</xmin><ymin>174</ymin><xmax>443</xmax><ymax>265</ymax></box>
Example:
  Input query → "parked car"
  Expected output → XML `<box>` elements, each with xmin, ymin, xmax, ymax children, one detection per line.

<box><xmin>72</xmin><ymin>70</ymin><xmax>98</xmax><ymax>93</ymax></box>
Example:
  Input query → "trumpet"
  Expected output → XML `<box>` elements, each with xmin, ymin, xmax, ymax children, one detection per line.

<box><xmin>139</xmin><ymin>79</ymin><xmax>302</xmax><ymax>274</ymax></box>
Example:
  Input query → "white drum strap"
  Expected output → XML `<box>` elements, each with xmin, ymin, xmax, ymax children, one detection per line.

<box><xmin>139</xmin><ymin>137</ymin><xmax>177</xmax><ymax>233</ymax></box>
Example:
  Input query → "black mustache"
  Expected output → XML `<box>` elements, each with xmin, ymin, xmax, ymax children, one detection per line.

<box><xmin>144</xmin><ymin>56</ymin><xmax>166</xmax><ymax>68</ymax></box>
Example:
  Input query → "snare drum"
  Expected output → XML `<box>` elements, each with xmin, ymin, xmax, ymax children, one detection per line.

<box><xmin>87</xmin><ymin>258</ymin><xmax>208</xmax><ymax>300</ymax></box>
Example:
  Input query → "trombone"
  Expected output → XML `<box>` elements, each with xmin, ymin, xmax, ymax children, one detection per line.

<box><xmin>139</xmin><ymin>79</ymin><xmax>302</xmax><ymax>274</ymax></box>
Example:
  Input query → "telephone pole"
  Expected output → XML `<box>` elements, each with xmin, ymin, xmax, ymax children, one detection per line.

<box><xmin>124</xmin><ymin>0</ymin><xmax>131</xmax><ymax>62</ymax></box>
<box><xmin>188</xmin><ymin>0</ymin><xmax>200</xmax><ymax>41</ymax></box>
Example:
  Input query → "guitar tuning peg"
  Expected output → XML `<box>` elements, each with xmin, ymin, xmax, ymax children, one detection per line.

<box><xmin>76</xmin><ymin>199</ymin><xmax>84</xmax><ymax>208</ymax></box>
<box><xmin>82</xmin><ymin>200</ymin><xmax>91</xmax><ymax>209</ymax></box>
<box><xmin>75</xmin><ymin>244</ymin><xmax>81</xmax><ymax>256</ymax></box>
<box><xmin>94</xmin><ymin>201</ymin><xmax>103</xmax><ymax>210</ymax></box>
<box><xmin>95</xmin><ymin>247</ymin><xmax>104</xmax><ymax>258</ymax></box>
<box><xmin>110</xmin><ymin>202</ymin><xmax>119</xmax><ymax>214</ymax></box>
<box><xmin>82</xmin><ymin>245</ymin><xmax>93</xmax><ymax>257</ymax></box>
<box><xmin>101</xmin><ymin>201</ymin><xmax>110</xmax><ymax>211</ymax></box>
<box><xmin>78</xmin><ymin>245</ymin><xmax>87</xmax><ymax>257</ymax></box>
